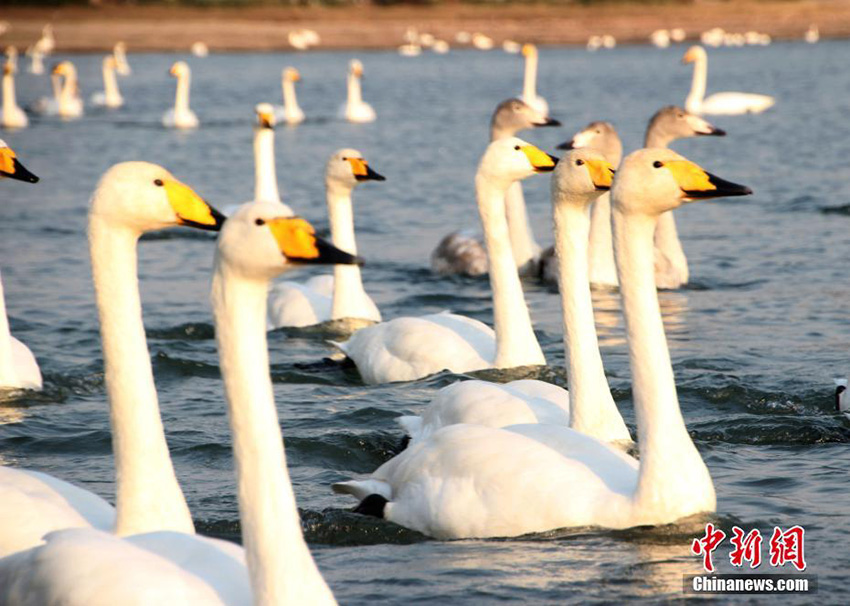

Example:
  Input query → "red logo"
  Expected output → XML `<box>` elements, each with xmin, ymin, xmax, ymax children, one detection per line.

<box><xmin>729</xmin><ymin>527</ymin><xmax>763</xmax><ymax>569</ymax></box>
<box><xmin>691</xmin><ymin>523</ymin><xmax>726</xmax><ymax>573</ymax></box>
<box><xmin>769</xmin><ymin>526</ymin><xmax>807</xmax><ymax>571</ymax></box>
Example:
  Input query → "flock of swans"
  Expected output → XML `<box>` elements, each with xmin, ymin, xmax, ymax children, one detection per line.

<box><xmin>0</xmin><ymin>33</ymin><xmax>790</xmax><ymax>604</ymax></box>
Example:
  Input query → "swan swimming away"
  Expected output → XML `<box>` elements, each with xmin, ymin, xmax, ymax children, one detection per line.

<box><xmin>543</xmin><ymin>107</ymin><xmax>726</xmax><ymax>289</ymax></box>
<box><xmin>336</xmin><ymin>137</ymin><xmax>555</xmax><ymax>385</ymax></box>
<box><xmin>334</xmin><ymin>148</ymin><xmax>752</xmax><ymax>539</ymax></box>
<box><xmin>163</xmin><ymin>61</ymin><xmax>198</xmax><ymax>129</ymax></box>
<box><xmin>0</xmin><ymin>162</ymin><xmax>226</xmax><ymax>567</ymax></box>
<box><xmin>2</xmin><ymin>62</ymin><xmax>28</xmax><ymax>128</ymax></box>
<box><xmin>340</xmin><ymin>59</ymin><xmax>376</xmax><ymax>123</ymax></box>
<box><xmin>274</xmin><ymin>67</ymin><xmax>305</xmax><ymax>125</ymax></box>
<box><xmin>520</xmin><ymin>44</ymin><xmax>548</xmax><ymax>116</ymax></box>
<box><xmin>222</xmin><ymin>104</ymin><xmax>293</xmax><ymax>217</ymax></box>
<box><xmin>430</xmin><ymin>98</ymin><xmax>560</xmax><ymax>277</ymax></box>
<box><xmin>399</xmin><ymin>150</ymin><xmax>631</xmax><ymax>447</ymax></box>
<box><xmin>90</xmin><ymin>55</ymin><xmax>124</xmax><ymax>109</ymax></box>
<box><xmin>683</xmin><ymin>45</ymin><xmax>775</xmax><ymax>115</ymax></box>
<box><xmin>268</xmin><ymin>148</ymin><xmax>385</xmax><ymax>329</ymax></box>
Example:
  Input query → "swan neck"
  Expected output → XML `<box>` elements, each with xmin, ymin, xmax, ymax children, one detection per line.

<box><xmin>254</xmin><ymin>127</ymin><xmax>281</xmax><ymax>204</ymax></box>
<box><xmin>327</xmin><ymin>184</ymin><xmax>366</xmax><ymax>320</ymax></box>
<box><xmin>644</xmin><ymin>127</ymin><xmax>672</xmax><ymax>149</ymax></box>
<box><xmin>3</xmin><ymin>72</ymin><xmax>17</xmax><ymax>115</ymax></box>
<box><xmin>523</xmin><ymin>52</ymin><xmax>538</xmax><ymax>101</ymax></box>
<box><xmin>504</xmin><ymin>181</ymin><xmax>539</xmax><ymax>271</ymax></box>
<box><xmin>611</xmin><ymin>207</ymin><xmax>713</xmax><ymax>516</ymax></box>
<box><xmin>347</xmin><ymin>72</ymin><xmax>362</xmax><ymax>106</ymax></box>
<box><xmin>211</xmin><ymin>264</ymin><xmax>336</xmax><ymax>605</ymax></box>
<box><xmin>103</xmin><ymin>61</ymin><xmax>120</xmax><ymax>103</ymax></box>
<box><xmin>587</xmin><ymin>192</ymin><xmax>618</xmax><ymax>287</ymax></box>
<box><xmin>283</xmin><ymin>79</ymin><xmax>300</xmax><ymax>114</ymax></box>
<box><xmin>0</xmin><ymin>273</ymin><xmax>15</xmax><ymax>386</ymax></box>
<box><xmin>654</xmin><ymin>210</ymin><xmax>688</xmax><ymax>284</ymax></box>
<box><xmin>175</xmin><ymin>72</ymin><xmax>190</xmax><ymax>113</ymax></box>
<box><xmin>88</xmin><ymin>216</ymin><xmax>194</xmax><ymax>536</ymax></box>
<box><xmin>686</xmin><ymin>54</ymin><xmax>707</xmax><ymax>113</ymax></box>
<box><xmin>476</xmin><ymin>175</ymin><xmax>545</xmax><ymax>368</ymax></box>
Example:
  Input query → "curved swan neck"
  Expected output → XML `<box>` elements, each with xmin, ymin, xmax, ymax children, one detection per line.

<box><xmin>644</xmin><ymin>127</ymin><xmax>672</xmax><ymax>149</ymax></box>
<box><xmin>211</xmin><ymin>264</ymin><xmax>336</xmax><ymax>606</ymax></box>
<box><xmin>0</xmin><ymin>273</ymin><xmax>15</xmax><ymax>386</ymax></box>
<box><xmin>523</xmin><ymin>51</ymin><xmax>538</xmax><ymax>101</ymax></box>
<box><xmin>103</xmin><ymin>61</ymin><xmax>121</xmax><ymax>104</ymax></box>
<box><xmin>587</xmin><ymin>192</ymin><xmax>618</xmax><ymax>287</ymax></box>
<box><xmin>282</xmin><ymin>79</ymin><xmax>300</xmax><ymax>115</ymax></box>
<box><xmin>611</xmin><ymin>206</ymin><xmax>713</xmax><ymax>517</ymax></box>
<box><xmin>504</xmin><ymin>181</ymin><xmax>539</xmax><ymax>272</ymax></box>
<box><xmin>347</xmin><ymin>72</ymin><xmax>362</xmax><ymax>107</ymax></box>
<box><xmin>175</xmin><ymin>71</ymin><xmax>190</xmax><ymax>113</ymax></box>
<box><xmin>552</xmin><ymin>195</ymin><xmax>622</xmax><ymax>438</ymax></box>
<box><xmin>88</xmin><ymin>217</ymin><xmax>194</xmax><ymax>536</ymax></box>
<box><xmin>59</xmin><ymin>70</ymin><xmax>77</xmax><ymax>106</ymax></box>
<box><xmin>686</xmin><ymin>54</ymin><xmax>706</xmax><ymax>114</ymax></box>
<box><xmin>327</xmin><ymin>182</ymin><xmax>366</xmax><ymax>320</ymax></box>
<box><xmin>254</xmin><ymin>127</ymin><xmax>281</xmax><ymax>204</ymax></box>
<box><xmin>476</xmin><ymin>175</ymin><xmax>545</xmax><ymax>368</ymax></box>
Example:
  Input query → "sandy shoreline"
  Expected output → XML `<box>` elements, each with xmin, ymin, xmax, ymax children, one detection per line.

<box><xmin>1</xmin><ymin>1</ymin><xmax>846</xmax><ymax>52</ymax></box>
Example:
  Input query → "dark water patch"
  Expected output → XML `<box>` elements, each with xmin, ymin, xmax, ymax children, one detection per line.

<box><xmin>691</xmin><ymin>415</ymin><xmax>850</xmax><ymax>445</ymax></box>
<box><xmin>303</xmin><ymin>508</ymin><xmax>428</xmax><ymax>546</ymax></box>
<box><xmin>148</xmin><ymin>322</ymin><xmax>216</xmax><ymax>341</ymax></box>
<box><xmin>1</xmin><ymin>428</ymin><xmax>112</xmax><ymax>455</ymax></box>
<box><xmin>152</xmin><ymin>351</ymin><xmax>221</xmax><ymax>379</ymax></box>
<box><xmin>820</xmin><ymin>203</ymin><xmax>850</xmax><ymax>216</ymax></box>
<box><xmin>140</xmin><ymin>230</ymin><xmax>218</xmax><ymax>242</ymax></box>
<box><xmin>286</xmin><ymin>431</ymin><xmax>401</xmax><ymax>472</ymax></box>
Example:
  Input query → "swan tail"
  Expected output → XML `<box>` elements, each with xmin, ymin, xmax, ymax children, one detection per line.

<box><xmin>332</xmin><ymin>479</ymin><xmax>391</xmax><ymax>502</ymax></box>
<box><xmin>396</xmin><ymin>415</ymin><xmax>423</xmax><ymax>439</ymax></box>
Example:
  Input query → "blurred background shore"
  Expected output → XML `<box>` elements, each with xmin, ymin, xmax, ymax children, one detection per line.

<box><xmin>1</xmin><ymin>0</ymin><xmax>847</xmax><ymax>52</ymax></box>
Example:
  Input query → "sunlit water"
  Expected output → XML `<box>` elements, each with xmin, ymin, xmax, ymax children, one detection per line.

<box><xmin>2</xmin><ymin>41</ymin><xmax>849</xmax><ymax>603</ymax></box>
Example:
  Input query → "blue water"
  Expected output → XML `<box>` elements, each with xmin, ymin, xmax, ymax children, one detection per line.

<box><xmin>2</xmin><ymin>41</ymin><xmax>850</xmax><ymax>603</ymax></box>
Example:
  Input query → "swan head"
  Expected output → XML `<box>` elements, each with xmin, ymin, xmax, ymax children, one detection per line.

<box><xmin>552</xmin><ymin>149</ymin><xmax>615</xmax><ymax>204</ymax></box>
<box><xmin>491</xmin><ymin>98</ymin><xmax>560</xmax><ymax>134</ymax></box>
<box><xmin>169</xmin><ymin>61</ymin><xmax>190</xmax><ymax>78</ymax></box>
<box><xmin>521</xmin><ymin>43</ymin><xmax>538</xmax><ymax>57</ymax></box>
<box><xmin>283</xmin><ymin>67</ymin><xmax>301</xmax><ymax>82</ymax></box>
<box><xmin>89</xmin><ymin>162</ymin><xmax>224</xmax><ymax>234</ymax></box>
<box><xmin>114</xmin><ymin>41</ymin><xmax>126</xmax><ymax>53</ymax></box>
<box><xmin>216</xmin><ymin>202</ymin><xmax>361</xmax><ymax>281</ymax></box>
<box><xmin>557</xmin><ymin>121</ymin><xmax>622</xmax><ymax>166</ymax></box>
<box><xmin>648</xmin><ymin>106</ymin><xmax>725</xmax><ymax>140</ymax></box>
<box><xmin>0</xmin><ymin>140</ymin><xmax>39</xmax><ymax>184</ymax></box>
<box><xmin>682</xmin><ymin>45</ymin><xmax>706</xmax><ymax>64</ymax></box>
<box><xmin>478</xmin><ymin>137</ymin><xmax>558</xmax><ymax>186</ymax></box>
<box><xmin>326</xmin><ymin>148</ymin><xmax>385</xmax><ymax>189</ymax></box>
<box><xmin>52</xmin><ymin>61</ymin><xmax>76</xmax><ymax>78</ymax></box>
<box><xmin>103</xmin><ymin>55</ymin><xmax>118</xmax><ymax>70</ymax></box>
<box><xmin>612</xmin><ymin>148</ymin><xmax>751</xmax><ymax>216</ymax></box>
<box><xmin>349</xmin><ymin>59</ymin><xmax>364</xmax><ymax>77</ymax></box>
<box><xmin>3</xmin><ymin>61</ymin><xmax>15</xmax><ymax>76</ymax></box>
<box><xmin>255</xmin><ymin>103</ymin><xmax>276</xmax><ymax>129</ymax></box>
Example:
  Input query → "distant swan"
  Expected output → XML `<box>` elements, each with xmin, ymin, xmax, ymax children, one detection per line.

<box><xmin>336</xmin><ymin>138</ymin><xmax>555</xmax><ymax>385</ymax></box>
<box><xmin>520</xmin><ymin>44</ymin><xmax>548</xmax><ymax>116</ymax></box>
<box><xmin>274</xmin><ymin>67</ymin><xmax>305</xmax><ymax>125</ymax></box>
<box><xmin>33</xmin><ymin>61</ymin><xmax>83</xmax><ymax>119</ymax></box>
<box><xmin>335</xmin><ymin>149</ymin><xmax>751</xmax><ymax>539</ymax></box>
<box><xmin>340</xmin><ymin>59</ymin><xmax>376</xmax><ymax>123</ymax></box>
<box><xmin>162</xmin><ymin>61</ymin><xmax>198</xmax><ymax>129</ymax></box>
<box><xmin>113</xmin><ymin>41</ymin><xmax>131</xmax><ymax>75</ymax></box>
<box><xmin>268</xmin><ymin>149</ymin><xmax>385</xmax><ymax>329</ymax></box>
<box><xmin>90</xmin><ymin>55</ymin><xmax>124</xmax><ymax>108</ymax></box>
<box><xmin>2</xmin><ymin>61</ymin><xmax>27</xmax><ymax>128</ymax></box>
<box><xmin>683</xmin><ymin>45</ymin><xmax>775</xmax><ymax>115</ymax></box>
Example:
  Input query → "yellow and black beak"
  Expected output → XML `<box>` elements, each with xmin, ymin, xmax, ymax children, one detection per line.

<box><xmin>520</xmin><ymin>145</ymin><xmax>558</xmax><ymax>173</ymax></box>
<box><xmin>556</xmin><ymin>139</ymin><xmax>574</xmax><ymax>151</ymax></box>
<box><xmin>258</xmin><ymin>112</ymin><xmax>274</xmax><ymax>130</ymax></box>
<box><xmin>347</xmin><ymin>158</ymin><xmax>386</xmax><ymax>182</ymax></box>
<box><xmin>535</xmin><ymin>116</ymin><xmax>561</xmax><ymax>128</ymax></box>
<box><xmin>0</xmin><ymin>148</ymin><xmax>39</xmax><ymax>184</ymax></box>
<box><xmin>267</xmin><ymin>216</ymin><xmax>363</xmax><ymax>265</ymax></box>
<box><xmin>662</xmin><ymin>160</ymin><xmax>753</xmax><ymax>200</ymax></box>
<box><xmin>585</xmin><ymin>159</ymin><xmax>615</xmax><ymax>191</ymax></box>
<box><xmin>162</xmin><ymin>179</ymin><xmax>225</xmax><ymax>231</ymax></box>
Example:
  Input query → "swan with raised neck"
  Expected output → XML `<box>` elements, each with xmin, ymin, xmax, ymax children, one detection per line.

<box><xmin>163</xmin><ymin>61</ymin><xmax>198</xmax><ymax>129</ymax></box>
<box><xmin>2</xmin><ymin>62</ymin><xmax>27</xmax><ymax>128</ymax></box>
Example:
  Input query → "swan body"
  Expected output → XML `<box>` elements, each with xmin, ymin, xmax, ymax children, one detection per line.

<box><xmin>268</xmin><ymin>149</ymin><xmax>385</xmax><ymax>329</ymax></box>
<box><xmin>520</xmin><ymin>44</ymin><xmax>548</xmax><ymax>116</ymax></box>
<box><xmin>402</xmin><ymin>150</ymin><xmax>631</xmax><ymax>446</ymax></box>
<box><xmin>340</xmin><ymin>60</ymin><xmax>375</xmax><ymax>123</ymax></box>
<box><xmin>35</xmin><ymin>61</ymin><xmax>83</xmax><ymax>119</ymax></box>
<box><xmin>336</xmin><ymin>149</ymin><xmax>751</xmax><ymax>538</ymax></box>
<box><xmin>90</xmin><ymin>56</ymin><xmax>124</xmax><ymax>108</ymax></box>
<box><xmin>274</xmin><ymin>67</ymin><xmax>305</xmax><ymax>125</ymax></box>
<box><xmin>163</xmin><ymin>61</ymin><xmax>198</xmax><ymax>129</ymax></box>
<box><xmin>431</xmin><ymin>98</ymin><xmax>559</xmax><ymax>277</ymax></box>
<box><xmin>683</xmin><ymin>45</ymin><xmax>775</xmax><ymax>115</ymax></box>
<box><xmin>2</xmin><ymin>62</ymin><xmax>28</xmax><ymax>128</ymax></box>
<box><xmin>113</xmin><ymin>41</ymin><xmax>131</xmax><ymax>75</ymax></box>
<box><xmin>339</xmin><ymin>138</ymin><xmax>555</xmax><ymax>385</ymax></box>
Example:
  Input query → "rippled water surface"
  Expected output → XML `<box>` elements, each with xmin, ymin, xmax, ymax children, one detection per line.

<box><xmin>2</xmin><ymin>41</ymin><xmax>850</xmax><ymax>603</ymax></box>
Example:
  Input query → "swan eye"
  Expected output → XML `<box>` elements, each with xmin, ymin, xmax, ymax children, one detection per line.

<box><xmin>575</xmin><ymin>159</ymin><xmax>584</xmax><ymax>166</ymax></box>
<box><xmin>255</xmin><ymin>218</ymin><xmax>265</xmax><ymax>226</ymax></box>
<box><xmin>341</xmin><ymin>157</ymin><xmax>347</xmax><ymax>162</ymax></box>
<box><xmin>595</xmin><ymin>130</ymin><xmax>600</xmax><ymax>134</ymax></box>
<box><xmin>153</xmin><ymin>179</ymin><xmax>164</xmax><ymax>187</ymax></box>
<box><xmin>514</xmin><ymin>145</ymin><xmax>521</xmax><ymax>151</ymax></box>
<box><xmin>653</xmin><ymin>161</ymin><xmax>664</xmax><ymax>168</ymax></box>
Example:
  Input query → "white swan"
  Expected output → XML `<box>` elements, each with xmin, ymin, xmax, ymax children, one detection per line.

<box><xmin>42</xmin><ymin>61</ymin><xmax>83</xmax><ymax>119</ymax></box>
<box><xmin>430</xmin><ymin>98</ymin><xmax>559</xmax><ymax>277</ymax></box>
<box><xmin>2</xmin><ymin>61</ymin><xmax>27</xmax><ymax>128</ymax></box>
<box><xmin>90</xmin><ymin>55</ymin><xmax>124</xmax><ymax>109</ymax></box>
<box><xmin>274</xmin><ymin>67</ymin><xmax>305</xmax><ymax>125</ymax></box>
<box><xmin>268</xmin><ymin>149</ymin><xmax>384</xmax><ymax>329</ymax></box>
<box><xmin>340</xmin><ymin>59</ymin><xmax>375</xmax><ymax>123</ymax></box>
<box><xmin>163</xmin><ymin>61</ymin><xmax>198</xmax><ymax>129</ymax></box>
<box><xmin>334</xmin><ymin>148</ymin><xmax>752</xmax><ymax>538</ymax></box>
<box><xmin>544</xmin><ymin>107</ymin><xmax>725</xmax><ymax>289</ymax></box>
<box><xmin>683</xmin><ymin>45</ymin><xmax>775</xmax><ymax>115</ymax></box>
<box><xmin>0</xmin><ymin>162</ymin><xmax>226</xmax><ymax>563</ymax></box>
<box><xmin>520</xmin><ymin>44</ymin><xmax>548</xmax><ymax>116</ymax></box>
<box><xmin>336</xmin><ymin>138</ymin><xmax>555</xmax><ymax>385</ymax></box>
<box><xmin>113</xmin><ymin>41</ymin><xmax>131</xmax><ymax>75</ymax></box>
<box><xmin>399</xmin><ymin>150</ymin><xmax>631</xmax><ymax>447</ymax></box>
<box><xmin>222</xmin><ymin>104</ymin><xmax>293</xmax><ymax>217</ymax></box>
<box><xmin>212</xmin><ymin>203</ymin><xmax>355</xmax><ymax>605</ymax></box>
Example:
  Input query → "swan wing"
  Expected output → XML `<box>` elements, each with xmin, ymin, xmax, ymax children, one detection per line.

<box><xmin>267</xmin><ymin>281</ymin><xmax>331</xmax><ymax>329</ymax></box>
<box><xmin>701</xmin><ymin>92</ymin><xmax>775</xmax><ymax>115</ymax></box>
<box><xmin>10</xmin><ymin>337</ymin><xmax>42</xmax><ymax>390</ymax></box>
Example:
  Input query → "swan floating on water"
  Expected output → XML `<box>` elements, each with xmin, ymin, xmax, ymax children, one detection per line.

<box><xmin>335</xmin><ymin>148</ymin><xmax>752</xmax><ymax>539</ymax></box>
<box><xmin>520</xmin><ymin>44</ymin><xmax>548</xmax><ymax>116</ymax></box>
<box><xmin>341</xmin><ymin>59</ymin><xmax>376</xmax><ymax>123</ymax></box>
<box><xmin>2</xmin><ymin>61</ymin><xmax>27</xmax><ymax>128</ymax></box>
<box><xmin>683</xmin><ymin>45</ymin><xmax>775</xmax><ymax>115</ymax></box>
<box><xmin>163</xmin><ymin>61</ymin><xmax>198</xmax><ymax>129</ymax></box>
<box><xmin>274</xmin><ymin>67</ymin><xmax>305</xmax><ymax>125</ymax></box>
<box><xmin>33</xmin><ymin>61</ymin><xmax>83</xmax><ymax>119</ymax></box>
<box><xmin>90</xmin><ymin>55</ymin><xmax>124</xmax><ymax>109</ymax></box>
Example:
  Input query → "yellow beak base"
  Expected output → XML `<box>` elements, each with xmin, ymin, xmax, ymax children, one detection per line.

<box><xmin>163</xmin><ymin>180</ymin><xmax>224</xmax><ymax>231</ymax></box>
<box><xmin>585</xmin><ymin>159</ymin><xmax>615</xmax><ymax>190</ymax></box>
<box><xmin>521</xmin><ymin>145</ymin><xmax>558</xmax><ymax>172</ymax></box>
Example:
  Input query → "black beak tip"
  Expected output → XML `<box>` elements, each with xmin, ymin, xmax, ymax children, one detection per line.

<box><xmin>556</xmin><ymin>141</ymin><xmax>574</xmax><ymax>151</ymax></box>
<box><xmin>710</xmin><ymin>127</ymin><xmax>726</xmax><ymax>137</ymax></box>
<box><xmin>10</xmin><ymin>160</ymin><xmax>39</xmax><ymax>184</ymax></box>
<box><xmin>540</xmin><ymin>118</ymin><xmax>561</xmax><ymax>127</ymax></box>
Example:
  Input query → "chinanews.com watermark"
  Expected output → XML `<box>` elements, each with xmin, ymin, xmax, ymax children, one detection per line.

<box><xmin>684</xmin><ymin>523</ymin><xmax>817</xmax><ymax>595</ymax></box>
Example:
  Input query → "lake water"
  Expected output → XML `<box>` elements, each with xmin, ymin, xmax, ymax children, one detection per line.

<box><xmin>2</xmin><ymin>40</ymin><xmax>849</xmax><ymax>603</ymax></box>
